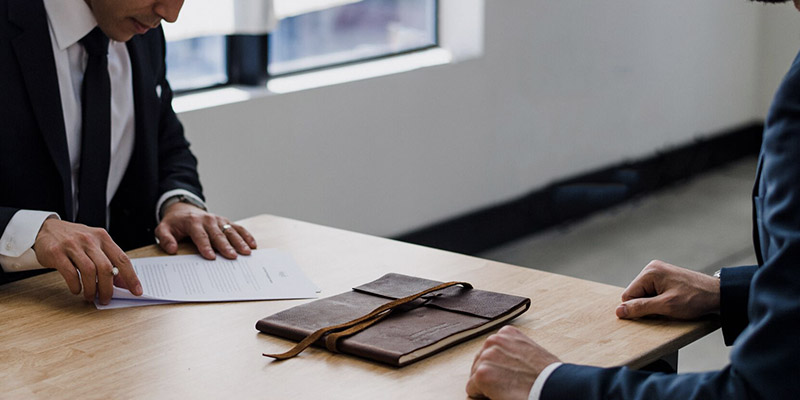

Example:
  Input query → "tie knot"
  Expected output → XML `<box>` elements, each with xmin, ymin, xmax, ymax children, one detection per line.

<box><xmin>80</xmin><ymin>27</ymin><xmax>109</xmax><ymax>56</ymax></box>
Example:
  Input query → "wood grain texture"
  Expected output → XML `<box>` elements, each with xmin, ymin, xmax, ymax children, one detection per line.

<box><xmin>0</xmin><ymin>214</ymin><xmax>718</xmax><ymax>399</ymax></box>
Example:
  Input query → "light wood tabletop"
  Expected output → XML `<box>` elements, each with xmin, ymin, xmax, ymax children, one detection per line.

<box><xmin>0</xmin><ymin>214</ymin><xmax>718</xmax><ymax>399</ymax></box>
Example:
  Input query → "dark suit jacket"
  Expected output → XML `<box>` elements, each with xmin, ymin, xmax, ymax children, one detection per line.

<box><xmin>542</xmin><ymin>51</ymin><xmax>800</xmax><ymax>399</ymax></box>
<box><xmin>0</xmin><ymin>0</ymin><xmax>203</xmax><ymax>283</ymax></box>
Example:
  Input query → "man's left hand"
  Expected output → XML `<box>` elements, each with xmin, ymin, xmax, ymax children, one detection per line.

<box><xmin>155</xmin><ymin>202</ymin><xmax>257</xmax><ymax>260</ymax></box>
<box><xmin>466</xmin><ymin>326</ymin><xmax>560</xmax><ymax>400</ymax></box>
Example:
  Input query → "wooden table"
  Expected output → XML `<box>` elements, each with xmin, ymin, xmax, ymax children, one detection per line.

<box><xmin>0</xmin><ymin>214</ymin><xmax>717</xmax><ymax>399</ymax></box>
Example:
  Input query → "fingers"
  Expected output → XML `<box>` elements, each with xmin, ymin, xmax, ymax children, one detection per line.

<box><xmin>621</xmin><ymin>278</ymin><xmax>651</xmax><ymax>302</ymax></box>
<box><xmin>222</xmin><ymin>223</ymin><xmax>254</xmax><ymax>256</ymax></box>
<box><xmin>101</xmin><ymin>240</ymin><xmax>142</xmax><ymax>296</ymax></box>
<box><xmin>498</xmin><ymin>325</ymin><xmax>523</xmax><ymax>338</ymax></box>
<box><xmin>621</xmin><ymin>263</ymin><xmax>658</xmax><ymax>302</ymax></box>
<box><xmin>185</xmin><ymin>220</ymin><xmax>216</xmax><ymax>260</ymax></box>
<box><xmin>34</xmin><ymin>220</ymin><xmax>141</xmax><ymax>302</ymax></box>
<box><xmin>617</xmin><ymin>296</ymin><xmax>662</xmax><ymax>319</ymax></box>
<box><xmin>620</xmin><ymin>259</ymin><xmax>680</xmax><ymax>302</ymax></box>
<box><xmin>233</xmin><ymin>224</ymin><xmax>257</xmax><ymax>250</ymax></box>
<box><xmin>465</xmin><ymin>364</ymin><xmax>491</xmax><ymax>399</ymax></box>
<box><xmin>208</xmin><ymin>224</ymin><xmax>237</xmax><ymax>260</ymax></box>
<box><xmin>158</xmin><ymin>204</ymin><xmax>258</xmax><ymax>260</ymax></box>
<box><xmin>86</xmin><ymin>247</ymin><xmax>115</xmax><ymax>305</ymax></box>
<box><xmin>467</xmin><ymin>326</ymin><xmax>556</xmax><ymax>400</ymax></box>
<box><xmin>186</xmin><ymin>218</ymin><xmax>254</xmax><ymax>260</ymax></box>
<box><xmin>468</xmin><ymin>341</ymin><xmax>507</xmax><ymax>399</ymax></box>
<box><xmin>154</xmin><ymin>223</ymin><xmax>179</xmax><ymax>254</ymax></box>
<box><xmin>71</xmin><ymin>251</ymin><xmax>97</xmax><ymax>302</ymax></box>
<box><xmin>52</xmin><ymin>254</ymin><xmax>82</xmax><ymax>294</ymax></box>
<box><xmin>619</xmin><ymin>262</ymin><xmax>669</xmax><ymax>318</ymax></box>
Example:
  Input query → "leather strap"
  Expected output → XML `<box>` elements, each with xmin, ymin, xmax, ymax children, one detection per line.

<box><xmin>263</xmin><ymin>281</ymin><xmax>473</xmax><ymax>360</ymax></box>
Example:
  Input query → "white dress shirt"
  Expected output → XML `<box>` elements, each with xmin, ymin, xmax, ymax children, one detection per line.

<box><xmin>528</xmin><ymin>362</ymin><xmax>563</xmax><ymax>400</ymax></box>
<box><xmin>0</xmin><ymin>0</ymin><xmax>201</xmax><ymax>272</ymax></box>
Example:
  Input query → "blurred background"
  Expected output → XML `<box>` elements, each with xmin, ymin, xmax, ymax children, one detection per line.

<box><xmin>161</xmin><ymin>0</ymin><xmax>800</xmax><ymax>371</ymax></box>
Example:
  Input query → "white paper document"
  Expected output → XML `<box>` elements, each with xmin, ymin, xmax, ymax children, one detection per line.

<box><xmin>96</xmin><ymin>249</ymin><xmax>318</xmax><ymax>310</ymax></box>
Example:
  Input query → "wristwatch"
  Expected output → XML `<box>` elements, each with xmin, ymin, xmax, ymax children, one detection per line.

<box><xmin>160</xmin><ymin>194</ymin><xmax>207</xmax><ymax>217</ymax></box>
<box><xmin>713</xmin><ymin>269</ymin><xmax>722</xmax><ymax>279</ymax></box>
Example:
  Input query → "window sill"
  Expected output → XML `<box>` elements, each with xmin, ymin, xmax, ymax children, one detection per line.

<box><xmin>172</xmin><ymin>47</ymin><xmax>453</xmax><ymax>114</ymax></box>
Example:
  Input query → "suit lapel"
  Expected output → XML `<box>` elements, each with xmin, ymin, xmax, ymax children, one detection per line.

<box><xmin>752</xmin><ymin>152</ymin><xmax>765</xmax><ymax>266</ymax></box>
<box><xmin>123</xmin><ymin>35</ymin><xmax>159</xmax><ymax>191</ymax></box>
<box><xmin>8</xmin><ymin>0</ymin><xmax>74</xmax><ymax>220</ymax></box>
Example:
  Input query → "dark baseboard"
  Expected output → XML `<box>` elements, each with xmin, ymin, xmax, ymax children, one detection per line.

<box><xmin>394</xmin><ymin>121</ymin><xmax>764</xmax><ymax>256</ymax></box>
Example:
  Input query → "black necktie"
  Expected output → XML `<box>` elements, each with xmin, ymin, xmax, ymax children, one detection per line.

<box><xmin>76</xmin><ymin>27</ymin><xmax>111</xmax><ymax>228</ymax></box>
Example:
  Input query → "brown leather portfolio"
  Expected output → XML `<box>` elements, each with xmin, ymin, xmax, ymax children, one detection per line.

<box><xmin>256</xmin><ymin>273</ymin><xmax>531</xmax><ymax>367</ymax></box>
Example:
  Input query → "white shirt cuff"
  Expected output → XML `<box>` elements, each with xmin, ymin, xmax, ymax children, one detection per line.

<box><xmin>0</xmin><ymin>249</ymin><xmax>45</xmax><ymax>272</ymax></box>
<box><xmin>0</xmin><ymin>210</ymin><xmax>60</xmax><ymax>272</ymax></box>
<box><xmin>155</xmin><ymin>189</ymin><xmax>206</xmax><ymax>223</ymax></box>
<box><xmin>528</xmin><ymin>362</ymin><xmax>563</xmax><ymax>400</ymax></box>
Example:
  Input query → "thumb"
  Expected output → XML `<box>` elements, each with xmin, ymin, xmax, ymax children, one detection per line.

<box><xmin>616</xmin><ymin>297</ymin><xmax>662</xmax><ymax>319</ymax></box>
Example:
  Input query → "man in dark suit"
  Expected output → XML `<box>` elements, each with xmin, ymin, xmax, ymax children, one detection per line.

<box><xmin>467</xmin><ymin>0</ymin><xmax>800</xmax><ymax>399</ymax></box>
<box><xmin>0</xmin><ymin>0</ymin><xmax>257</xmax><ymax>305</ymax></box>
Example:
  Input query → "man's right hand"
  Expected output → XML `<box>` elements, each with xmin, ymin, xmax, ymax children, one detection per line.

<box><xmin>616</xmin><ymin>260</ymin><xmax>720</xmax><ymax>320</ymax></box>
<box><xmin>32</xmin><ymin>219</ymin><xmax>142</xmax><ymax>305</ymax></box>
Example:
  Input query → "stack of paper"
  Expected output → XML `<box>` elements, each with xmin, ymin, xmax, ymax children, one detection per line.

<box><xmin>96</xmin><ymin>249</ymin><xmax>318</xmax><ymax>309</ymax></box>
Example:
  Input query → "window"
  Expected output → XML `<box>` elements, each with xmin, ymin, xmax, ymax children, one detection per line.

<box><xmin>165</xmin><ymin>36</ymin><xmax>227</xmax><ymax>92</ymax></box>
<box><xmin>268</xmin><ymin>0</ymin><xmax>438</xmax><ymax>76</ymax></box>
<box><xmin>165</xmin><ymin>0</ymin><xmax>438</xmax><ymax>92</ymax></box>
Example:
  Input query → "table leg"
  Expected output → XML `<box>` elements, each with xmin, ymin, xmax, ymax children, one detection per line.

<box><xmin>640</xmin><ymin>351</ymin><xmax>678</xmax><ymax>373</ymax></box>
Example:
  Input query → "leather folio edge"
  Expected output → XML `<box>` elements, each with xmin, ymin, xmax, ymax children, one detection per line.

<box><xmin>394</xmin><ymin>300</ymin><xmax>531</xmax><ymax>367</ymax></box>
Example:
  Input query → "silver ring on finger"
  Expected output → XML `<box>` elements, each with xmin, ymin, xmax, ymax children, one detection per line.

<box><xmin>111</xmin><ymin>267</ymin><xmax>119</xmax><ymax>277</ymax></box>
<box><xmin>221</xmin><ymin>224</ymin><xmax>233</xmax><ymax>232</ymax></box>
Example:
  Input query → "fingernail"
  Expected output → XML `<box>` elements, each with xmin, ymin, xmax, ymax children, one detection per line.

<box><xmin>135</xmin><ymin>283</ymin><xmax>143</xmax><ymax>295</ymax></box>
<box><xmin>617</xmin><ymin>304</ymin><xmax>628</xmax><ymax>318</ymax></box>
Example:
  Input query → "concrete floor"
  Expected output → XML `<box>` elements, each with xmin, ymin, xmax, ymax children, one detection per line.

<box><xmin>480</xmin><ymin>156</ymin><xmax>759</xmax><ymax>373</ymax></box>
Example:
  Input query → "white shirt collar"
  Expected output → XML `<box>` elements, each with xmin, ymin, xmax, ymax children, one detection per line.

<box><xmin>42</xmin><ymin>0</ymin><xmax>98</xmax><ymax>51</ymax></box>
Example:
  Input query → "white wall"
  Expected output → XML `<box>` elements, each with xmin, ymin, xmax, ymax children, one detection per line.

<box><xmin>758</xmin><ymin>5</ymin><xmax>800</xmax><ymax>116</ymax></box>
<box><xmin>178</xmin><ymin>0</ymin><xmax>782</xmax><ymax>238</ymax></box>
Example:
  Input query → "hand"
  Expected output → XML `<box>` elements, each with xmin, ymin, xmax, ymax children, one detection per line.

<box><xmin>33</xmin><ymin>219</ymin><xmax>143</xmax><ymax>305</ymax></box>
<box><xmin>155</xmin><ymin>202</ymin><xmax>257</xmax><ymax>260</ymax></box>
<box><xmin>616</xmin><ymin>260</ymin><xmax>720</xmax><ymax>320</ymax></box>
<box><xmin>466</xmin><ymin>326</ymin><xmax>560</xmax><ymax>400</ymax></box>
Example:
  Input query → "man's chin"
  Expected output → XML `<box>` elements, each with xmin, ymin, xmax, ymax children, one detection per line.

<box><xmin>95</xmin><ymin>26</ymin><xmax>134</xmax><ymax>42</ymax></box>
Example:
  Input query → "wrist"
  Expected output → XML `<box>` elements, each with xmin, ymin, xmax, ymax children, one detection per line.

<box><xmin>706</xmin><ymin>272</ymin><xmax>722</xmax><ymax>314</ymax></box>
<box><xmin>162</xmin><ymin>200</ymin><xmax>204</xmax><ymax>217</ymax></box>
<box><xmin>156</xmin><ymin>190</ymin><xmax>206</xmax><ymax>222</ymax></box>
<box><xmin>33</xmin><ymin>215</ymin><xmax>60</xmax><ymax>249</ymax></box>
<box><xmin>160</xmin><ymin>194</ymin><xmax>207</xmax><ymax>218</ymax></box>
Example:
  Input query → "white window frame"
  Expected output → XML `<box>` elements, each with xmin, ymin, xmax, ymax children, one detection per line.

<box><xmin>172</xmin><ymin>0</ymin><xmax>485</xmax><ymax>113</ymax></box>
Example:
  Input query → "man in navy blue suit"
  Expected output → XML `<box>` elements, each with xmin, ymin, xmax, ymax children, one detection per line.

<box><xmin>468</xmin><ymin>0</ymin><xmax>800</xmax><ymax>399</ymax></box>
<box><xmin>0</xmin><ymin>0</ymin><xmax>257</xmax><ymax>305</ymax></box>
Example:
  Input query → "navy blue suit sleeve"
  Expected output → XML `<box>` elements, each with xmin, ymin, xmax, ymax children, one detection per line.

<box><xmin>543</xmin><ymin>364</ymin><xmax>756</xmax><ymax>400</ymax></box>
<box><xmin>724</xmin><ymin>46</ymin><xmax>800</xmax><ymax>399</ymax></box>
<box><xmin>542</xmin><ymin>50</ymin><xmax>800</xmax><ymax>400</ymax></box>
<box><xmin>719</xmin><ymin>265</ymin><xmax>756</xmax><ymax>345</ymax></box>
